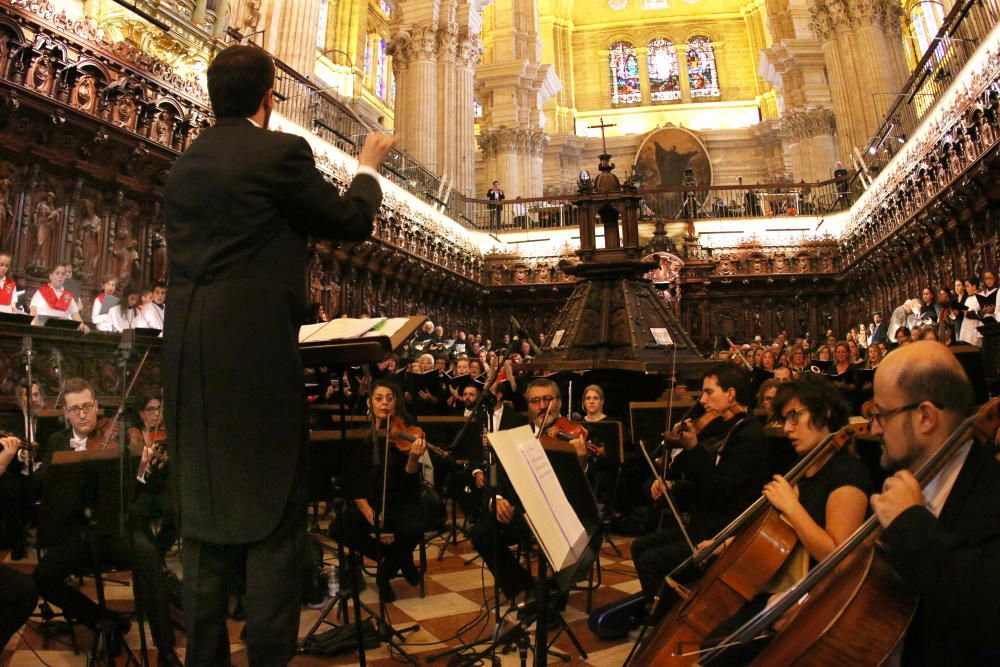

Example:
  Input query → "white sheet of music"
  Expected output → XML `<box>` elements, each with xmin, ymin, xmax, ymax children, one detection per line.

<box><xmin>298</xmin><ymin>317</ymin><xmax>386</xmax><ymax>343</ymax></box>
<box><xmin>489</xmin><ymin>426</ymin><xmax>587</xmax><ymax>572</ymax></box>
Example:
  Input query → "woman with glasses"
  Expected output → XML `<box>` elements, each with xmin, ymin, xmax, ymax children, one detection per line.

<box><xmin>342</xmin><ymin>380</ymin><xmax>426</xmax><ymax>603</ymax></box>
<box><xmin>705</xmin><ymin>374</ymin><xmax>872</xmax><ymax>663</ymax></box>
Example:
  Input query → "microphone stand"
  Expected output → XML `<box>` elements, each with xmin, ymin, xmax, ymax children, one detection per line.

<box><xmin>426</xmin><ymin>338</ymin><xmax>521</xmax><ymax>664</ymax></box>
<box><xmin>368</xmin><ymin>414</ymin><xmax>419</xmax><ymax>665</ymax></box>
<box><xmin>20</xmin><ymin>336</ymin><xmax>36</xmax><ymax>482</ymax></box>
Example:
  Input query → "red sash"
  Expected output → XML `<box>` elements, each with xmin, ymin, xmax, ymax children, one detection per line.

<box><xmin>38</xmin><ymin>284</ymin><xmax>73</xmax><ymax>311</ymax></box>
<box><xmin>97</xmin><ymin>293</ymin><xmax>105</xmax><ymax>304</ymax></box>
<box><xmin>0</xmin><ymin>277</ymin><xmax>15</xmax><ymax>306</ymax></box>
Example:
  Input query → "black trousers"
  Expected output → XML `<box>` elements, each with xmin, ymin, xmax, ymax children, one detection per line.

<box><xmin>470</xmin><ymin>512</ymin><xmax>532</xmax><ymax>599</ymax></box>
<box><xmin>182</xmin><ymin>497</ymin><xmax>306</xmax><ymax>667</ymax></box>
<box><xmin>32</xmin><ymin>525</ymin><xmax>175</xmax><ymax>651</ymax></box>
<box><xmin>632</xmin><ymin>524</ymin><xmax>704</xmax><ymax>607</ymax></box>
<box><xmin>0</xmin><ymin>564</ymin><xmax>37</xmax><ymax>648</ymax></box>
<box><xmin>341</xmin><ymin>501</ymin><xmax>424</xmax><ymax>580</ymax></box>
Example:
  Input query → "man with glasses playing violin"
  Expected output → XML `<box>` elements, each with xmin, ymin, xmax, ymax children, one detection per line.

<box><xmin>32</xmin><ymin>378</ymin><xmax>182</xmax><ymax>667</ymax></box>
<box><xmin>469</xmin><ymin>379</ymin><xmax>586</xmax><ymax>602</ymax></box>
<box><xmin>632</xmin><ymin>363</ymin><xmax>769</xmax><ymax>617</ymax></box>
<box><xmin>865</xmin><ymin>341</ymin><xmax>1000</xmax><ymax>666</ymax></box>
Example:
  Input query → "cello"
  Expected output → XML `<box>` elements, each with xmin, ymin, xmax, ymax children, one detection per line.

<box><xmin>699</xmin><ymin>396</ymin><xmax>1000</xmax><ymax>666</ymax></box>
<box><xmin>629</xmin><ymin>417</ymin><xmax>873</xmax><ymax>666</ymax></box>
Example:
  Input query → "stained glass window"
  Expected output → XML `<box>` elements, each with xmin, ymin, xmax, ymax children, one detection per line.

<box><xmin>380</xmin><ymin>0</ymin><xmax>393</xmax><ymax>17</ymax></box>
<box><xmin>374</xmin><ymin>37</ymin><xmax>390</xmax><ymax>103</ymax></box>
<box><xmin>910</xmin><ymin>1</ymin><xmax>944</xmax><ymax>60</ymax></box>
<box><xmin>609</xmin><ymin>41</ymin><xmax>641</xmax><ymax>105</ymax></box>
<box><xmin>686</xmin><ymin>36</ymin><xmax>720</xmax><ymax>98</ymax></box>
<box><xmin>647</xmin><ymin>38</ymin><xmax>680</xmax><ymax>102</ymax></box>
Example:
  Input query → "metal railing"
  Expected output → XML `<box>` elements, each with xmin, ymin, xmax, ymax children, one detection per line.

<box><xmin>860</xmin><ymin>0</ymin><xmax>1000</xmax><ymax>174</ymax></box>
<box><xmin>460</xmin><ymin>177</ymin><xmax>853</xmax><ymax>232</ymax></box>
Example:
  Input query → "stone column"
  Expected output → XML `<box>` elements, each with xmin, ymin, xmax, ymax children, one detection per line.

<box><xmin>454</xmin><ymin>30</ymin><xmax>482</xmax><ymax>198</ymax></box>
<box><xmin>780</xmin><ymin>108</ymin><xmax>837</xmax><ymax>181</ymax></box>
<box><xmin>274</xmin><ymin>0</ymin><xmax>322</xmax><ymax>76</ymax></box>
<box><xmin>809</xmin><ymin>0</ymin><xmax>907</xmax><ymax>159</ymax></box>
<box><xmin>389</xmin><ymin>26</ymin><xmax>439</xmax><ymax>170</ymax></box>
<box><xmin>674</xmin><ymin>43</ymin><xmax>691</xmax><ymax>102</ymax></box>
<box><xmin>437</xmin><ymin>25</ymin><xmax>459</xmax><ymax>189</ymax></box>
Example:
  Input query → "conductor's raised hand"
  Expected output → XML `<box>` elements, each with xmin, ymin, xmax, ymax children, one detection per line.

<box><xmin>358</xmin><ymin>132</ymin><xmax>395</xmax><ymax>171</ymax></box>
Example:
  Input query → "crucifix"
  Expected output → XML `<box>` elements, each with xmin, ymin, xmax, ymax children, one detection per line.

<box><xmin>588</xmin><ymin>117</ymin><xmax>616</xmax><ymax>155</ymax></box>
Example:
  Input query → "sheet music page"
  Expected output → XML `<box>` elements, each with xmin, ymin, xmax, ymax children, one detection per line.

<box><xmin>299</xmin><ymin>317</ymin><xmax>385</xmax><ymax>343</ymax></box>
<box><xmin>488</xmin><ymin>426</ymin><xmax>587</xmax><ymax>571</ymax></box>
<box><xmin>362</xmin><ymin>317</ymin><xmax>411</xmax><ymax>339</ymax></box>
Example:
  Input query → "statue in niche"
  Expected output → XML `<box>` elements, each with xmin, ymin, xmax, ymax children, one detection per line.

<box><xmin>115</xmin><ymin>239</ymin><xmax>140</xmax><ymax>284</ymax></box>
<box><xmin>718</xmin><ymin>256</ymin><xmax>734</xmax><ymax>276</ymax></box>
<box><xmin>29</xmin><ymin>191</ymin><xmax>60</xmax><ymax>270</ymax></box>
<box><xmin>78</xmin><ymin>198</ymin><xmax>102</xmax><ymax>277</ymax></box>
<box><xmin>116</xmin><ymin>95</ymin><xmax>135</xmax><ymax>127</ymax></box>
<box><xmin>151</xmin><ymin>224</ymin><xmax>168</xmax><ymax>282</ymax></box>
<box><xmin>513</xmin><ymin>266</ymin><xmax>528</xmax><ymax>284</ymax></box>
<box><xmin>0</xmin><ymin>168</ymin><xmax>14</xmax><ymax>252</ymax></box>
<box><xmin>325</xmin><ymin>261</ymin><xmax>341</xmax><ymax>316</ymax></box>
<box><xmin>307</xmin><ymin>253</ymin><xmax>324</xmax><ymax>305</ymax></box>
<box><xmin>74</xmin><ymin>74</ymin><xmax>95</xmax><ymax>111</ymax></box>
<box><xmin>774</xmin><ymin>255</ymin><xmax>787</xmax><ymax>273</ymax></box>
<box><xmin>151</xmin><ymin>111</ymin><xmax>171</xmax><ymax>144</ymax></box>
<box><xmin>32</xmin><ymin>57</ymin><xmax>51</xmax><ymax>92</ymax></box>
<box><xmin>750</xmin><ymin>257</ymin><xmax>764</xmax><ymax>274</ymax></box>
<box><xmin>796</xmin><ymin>255</ymin><xmax>810</xmax><ymax>273</ymax></box>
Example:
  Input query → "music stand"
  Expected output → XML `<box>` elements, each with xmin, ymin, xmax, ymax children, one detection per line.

<box><xmin>41</xmin><ymin>317</ymin><xmax>84</xmax><ymax>331</ymax></box>
<box><xmin>39</xmin><ymin>448</ymin><xmax>142</xmax><ymax>666</ymax></box>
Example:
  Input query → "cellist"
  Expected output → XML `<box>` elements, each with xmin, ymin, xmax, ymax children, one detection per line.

<box><xmin>704</xmin><ymin>374</ymin><xmax>872</xmax><ymax>663</ymax></box>
<box><xmin>867</xmin><ymin>341</ymin><xmax>1000</xmax><ymax>666</ymax></box>
<box><xmin>632</xmin><ymin>363</ymin><xmax>769</xmax><ymax>617</ymax></box>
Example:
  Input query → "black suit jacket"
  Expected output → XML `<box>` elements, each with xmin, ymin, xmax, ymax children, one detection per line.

<box><xmin>881</xmin><ymin>442</ymin><xmax>1000</xmax><ymax>666</ymax></box>
<box><xmin>163</xmin><ymin>118</ymin><xmax>381</xmax><ymax>543</ymax></box>
<box><xmin>669</xmin><ymin>415</ymin><xmax>769</xmax><ymax>539</ymax></box>
<box><xmin>871</xmin><ymin>321</ymin><xmax>888</xmax><ymax>345</ymax></box>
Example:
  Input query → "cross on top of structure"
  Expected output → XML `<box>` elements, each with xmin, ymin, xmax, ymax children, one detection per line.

<box><xmin>588</xmin><ymin>118</ymin><xmax>616</xmax><ymax>155</ymax></box>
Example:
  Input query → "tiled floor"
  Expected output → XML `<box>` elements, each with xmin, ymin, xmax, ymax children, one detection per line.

<box><xmin>1</xmin><ymin>518</ymin><xmax>642</xmax><ymax>666</ymax></box>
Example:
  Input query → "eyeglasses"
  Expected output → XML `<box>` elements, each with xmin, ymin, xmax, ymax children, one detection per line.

<box><xmin>66</xmin><ymin>402</ymin><xmax>96</xmax><ymax>416</ymax></box>
<box><xmin>869</xmin><ymin>401</ymin><xmax>942</xmax><ymax>426</ymax></box>
<box><xmin>527</xmin><ymin>395</ymin><xmax>556</xmax><ymax>405</ymax></box>
<box><xmin>781</xmin><ymin>407</ymin><xmax>809</xmax><ymax>426</ymax></box>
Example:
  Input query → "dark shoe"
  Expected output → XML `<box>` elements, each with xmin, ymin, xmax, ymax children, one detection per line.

<box><xmin>400</xmin><ymin>560</ymin><xmax>420</xmax><ymax>588</ymax></box>
<box><xmin>157</xmin><ymin>649</ymin><xmax>184</xmax><ymax>667</ymax></box>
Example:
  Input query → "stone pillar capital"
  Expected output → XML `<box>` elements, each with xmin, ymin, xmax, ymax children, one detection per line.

<box><xmin>478</xmin><ymin>126</ymin><xmax>548</xmax><ymax>158</ymax></box>
<box><xmin>780</xmin><ymin>107</ymin><xmax>836</xmax><ymax>140</ymax></box>
<box><xmin>455</xmin><ymin>29</ymin><xmax>482</xmax><ymax>68</ymax></box>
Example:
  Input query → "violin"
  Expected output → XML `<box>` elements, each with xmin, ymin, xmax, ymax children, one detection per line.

<box><xmin>377</xmin><ymin>415</ymin><xmax>449</xmax><ymax>458</ymax></box>
<box><xmin>540</xmin><ymin>416</ymin><xmax>603</xmax><ymax>456</ymax></box>
<box><xmin>0</xmin><ymin>429</ymin><xmax>38</xmax><ymax>455</ymax></box>
<box><xmin>87</xmin><ymin>417</ymin><xmax>122</xmax><ymax>450</ymax></box>
<box><xmin>664</xmin><ymin>405</ymin><xmax>747</xmax><ymax>446</ymax></box>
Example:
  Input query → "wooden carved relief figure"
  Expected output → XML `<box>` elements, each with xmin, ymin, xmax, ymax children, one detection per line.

<box><xmin>78</xmin><ymin>198</ymin><xmax>102</xmax><ymax>277</ymax></box>
<box><xmin>151</xmin><ymin>223</ymin><xmax>167</xmax><ymax>283</ymax></box>
<box><xmin>73</xmin><ymin>74</ymin><xmax>96</xmax><ymax>112</ymax></box>
<box><xmin>29</xmin><ymin>190</ymin><xmax>61</xmax><ymax>271</ymax></box>
<box><xmin>0</xmin><ymin>166</ymin><xmax>15</xmax><ymax>252</ymax></box>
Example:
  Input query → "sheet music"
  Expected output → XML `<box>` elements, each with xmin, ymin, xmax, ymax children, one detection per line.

<box><xmin>362</xmin><ymin>317</ymin><xmax>411</xmax><ymax>339</ymax></box>
<box><xmin>488</xmin><ymin>426</ymin><xmax>587</xmax><ymax>571</ymax></box>
<box><xmin>298</xmin><ymin>317</ymin><xmax>386</xmax><ymax>343</ymax></box>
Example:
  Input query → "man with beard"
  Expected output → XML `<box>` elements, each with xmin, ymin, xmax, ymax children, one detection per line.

<box><xmin>868</xmin><ymin>341</ymin><xmax>1000</xmax><ymax>666</ymax></box>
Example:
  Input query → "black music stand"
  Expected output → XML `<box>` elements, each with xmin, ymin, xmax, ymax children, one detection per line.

<box><xmin>38</xmin><ymin>448</ymin><xmax>142</xmax><ymax>666</ymax></box>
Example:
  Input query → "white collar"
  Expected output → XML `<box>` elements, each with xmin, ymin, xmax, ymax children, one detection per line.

<box><xmin>246</xmin><ymin>117</ymin><xmax>262</xmax><ymax>129</ymax></box>
<box><xmin>922</xmin><ymin>440</ymin><xmax>972</xmax><ymax>518</ymax></box>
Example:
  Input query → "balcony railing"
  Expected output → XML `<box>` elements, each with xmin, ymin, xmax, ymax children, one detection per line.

<box><xmin>460</xmin><ymin>177</ymin><xmax>853</xmax><ymax>232</ymax></box>
<box><xmin>860</xmin><ymin>0</ymin><xmax>1000</xmax><ymax>174</ymax></box>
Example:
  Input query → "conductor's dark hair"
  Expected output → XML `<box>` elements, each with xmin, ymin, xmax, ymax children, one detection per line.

<box><xmin>206</xmin><ymin>45</ymin><xmax>275</xmax><ymax>119</ymax></box>
<box><xmin>703</xmin><ymin>362</ymin><xmax>752</xmax><ymax>407</ymax></box>
<box><xmin>772</xmin><ymin>374</ymin><xmax>849</xmax><ymax>432</ymax></box>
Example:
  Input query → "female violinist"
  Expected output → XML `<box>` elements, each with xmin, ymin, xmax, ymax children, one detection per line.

<box><xmin>582</xmin><ymin>384</ymin><xmax>610</xmax><ymax>423</ymax></box>
<box><xmin>580</xmin><ymin>384</ymin><xmax>616</xmax><ymax>502</ymax></box>
<box><xmin>704</xmin><ymin>374</ymin><xmax>871</xmax><ymax>664</ymax></box>
<box><xmin>342</xmin><ymin>379</ymin><xmax>426</xmax><ymax>602</ymax></box>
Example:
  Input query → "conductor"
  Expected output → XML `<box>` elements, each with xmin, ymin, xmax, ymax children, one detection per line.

<box><xmin>163</xmin><ymin>45</ymin><xmax>393</xmax><ymax>666</ymax></box>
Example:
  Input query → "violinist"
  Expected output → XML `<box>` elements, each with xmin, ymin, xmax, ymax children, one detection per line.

<box><xmin>469</xmin><ymin>379</ymin><xmax>583</xmax><ymax>601</ymax></box>
<box><xmin>755</xmin><ymin>378</ymin><xmax>781</xmax><ymax>427</ymax></box>
<box><xmin>867</xmin><ymin>341</ymin><xmax>1000</xmax><ymax>666</ymax></box>
<box><xmin>32</xmin><ymin>378</ymin><xmax>182</xmax><ymax>666</ymax></box>
<box><xmin>0</xmin><ymin>381</ymin><xmax>50</xmax><ymax>560</ymax></box>
<box><xmin>342</xmin><ymin>380</ymin><xmax>426</xmax><ymax>602</ymax></box>
<box><xmin>581</xmin><ymin>384</ymin><xmax>616</xmax><ymax>503</ymax></box>
<box><xmin>0</xmin><ymin>443</ymin><xmax>38</xmax><ymax>649</ymax></box>
<box><xmin>631</xmin><ymin>363</ymin><xmax>768</xmax><ymax>615</ymax></box>
<box><xmin>581</xmin><ymin>384</ymin><xmax>610</xmax><ymax>422</ymax></box>
<box><xmin>705</xmin><ymin>374</ymin><xmax>872</xmax><ymax>664</ymax></box>
<box><xmin>127</xmin><ymin>390</ymin><xmax>176</xmax><ymax>554</ymax></box>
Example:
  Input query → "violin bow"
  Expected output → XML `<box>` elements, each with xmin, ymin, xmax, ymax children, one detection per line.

<box><xmin>661</xmin><ymin>335</ymin><xmax>679</xmax><ymax>483</ymax></box>
<box><xmin>100</xmin><ymin>347</ymin><xmax>150</xmax><ymax>449</ymax></box>
<box><xmin>639</xmin><ymin>439</ymin><xmax>697</xmax><ymax>557</ymax></box>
